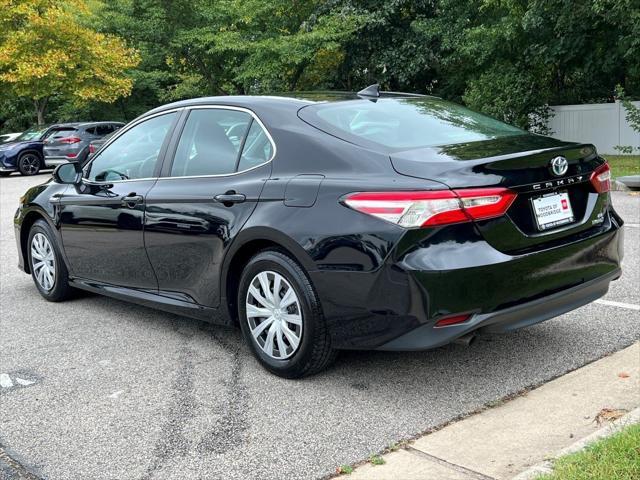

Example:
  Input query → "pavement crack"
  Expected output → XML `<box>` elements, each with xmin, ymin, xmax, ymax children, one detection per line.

<box><xmin>0</xmin><ymin>444</ymin><xmax>43</xmax><ymax>480</ymax></box>
<box><xmin>405</xmin><ymin>446</ymin><xmax>497</xmax><ymax>480</ymax></box>
<box><xmin>197</xmin><ymin>328</ymin><xmax>249</xmax><ymax>455</ymax></box>
<box><xmin>142</xmin><ymin>346</ymin><xmax>196</xmax><ymax>479</ymax></box>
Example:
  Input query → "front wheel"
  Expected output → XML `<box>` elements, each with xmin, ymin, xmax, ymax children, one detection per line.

<box><xmin>238</xmin><ymin>250</ymin><xmax>336</xmax><ymax>378</ymax></box>
<box><xmin>18</xmin><ymin>153</ymin><xmax>41</xmax><ymax>176</ymax></box>
<box><xmin>27</xmin><ymin>219</ymin><xmax>75</xmax><ymax>301</ymax></box>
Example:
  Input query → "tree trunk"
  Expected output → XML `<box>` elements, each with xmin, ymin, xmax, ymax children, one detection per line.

<box><xmin>34</xmin><ymin>97</ymin><xmax>48</xmax><ymax>126</ymax></box>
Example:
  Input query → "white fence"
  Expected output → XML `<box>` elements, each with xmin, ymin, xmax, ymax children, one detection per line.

<box><xmin>547</xmin><ymin>101</ymin><xmax>640</xmax><ymax>154</ymax></box>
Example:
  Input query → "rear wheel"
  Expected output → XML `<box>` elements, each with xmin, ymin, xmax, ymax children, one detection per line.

<box><xmin>27</xmin><ymin>220</ymin><xmax>74</xmax><ymax>301</ymax></box>
<box><xmin>18</xmin><ymin>152</ymin><xmax>41</xmax><ymax>176</ymax></box>
<box><xmin>238</xmin><ymin>250</ymin><xmax>336</xmax><ymax>378</ymax></box>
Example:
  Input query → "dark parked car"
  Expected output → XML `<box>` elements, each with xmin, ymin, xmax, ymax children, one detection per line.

<box><xmin>43</xmin><ymin>121</ymin><xmax>124</xmax><ymax>167</ymax></box>
<box><xmin>0</xmin><ymin>126</ymin><xmax>50</xmax><ymax>176</ymax></box>
<box><xmin>14</xmin><ymin>88</ymin><xmax>623</xmax><ymax>378</ymax></box>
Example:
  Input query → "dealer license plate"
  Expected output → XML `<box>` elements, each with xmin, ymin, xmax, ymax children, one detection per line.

<box><xmin>531</xmin><ymin>191</ymin><xmax>575</xmax><ymax>231</ymax></box>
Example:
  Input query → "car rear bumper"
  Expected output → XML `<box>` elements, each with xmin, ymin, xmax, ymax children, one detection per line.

<box><xmin>377</xmin><ymin>267</ymin><xmax>620</xmax><ymax>350</ymax></box>
<box><xmin>311</xmin><ymin>216</ymin><xmax>624</xmax><ymax>350</ymax></box>
<box><xmin>44</xmin><ymin>156</ymin><xmax>72</xmax><ymax>167</ymax></box>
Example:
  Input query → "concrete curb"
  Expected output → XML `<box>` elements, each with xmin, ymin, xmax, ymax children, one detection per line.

<box><xmin>612</xmin><ymin>180</ymin><xmax>630</xmax><ymax>191</ymax></box>
<box><xmin>512</xmin><ymin>407</ymin><xmax>640</xmax><ymax>480</ymax></box>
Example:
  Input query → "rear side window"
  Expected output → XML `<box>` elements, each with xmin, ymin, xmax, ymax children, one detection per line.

<box><xmin>299</xmin><ymin>98</ymin><xmax>524</xmax><ymax>150</ymax></box>
<box><xmin>237</xmin><ymin>121</ymin><xmax>274</xmax><ymax>171</ymax></box>
<box><xmin>170</xmin><ymin>109</ymin><xmax>252</xmax><ymax>177</ymax></box>
<box><xmin>94</xmin><ymin>124</ymin><xmax>114</xmax><ymax>136</ymax></box>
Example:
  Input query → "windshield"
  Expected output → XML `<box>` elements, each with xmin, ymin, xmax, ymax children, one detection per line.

<box><xmin>15</xmin><ymin>127</ymin><xmax>48</xmax><ymax>142</ymax></box>
<box><xmin>299</xmin><ymin>97</ymin><xmax>525</xmax><ymax>150</ymax></box>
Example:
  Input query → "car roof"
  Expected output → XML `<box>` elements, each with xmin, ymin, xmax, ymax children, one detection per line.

<box><xmin>145</xmin><ymin>90</ymin><xmax>428</xmax><ymax>117</ymax></box>
<box><xmin>48</xmin><ymin>121</ymin><xmax>124</xmax><ymax>129</ymax></box>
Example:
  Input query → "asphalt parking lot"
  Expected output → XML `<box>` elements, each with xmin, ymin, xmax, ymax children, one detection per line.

<box><xmin>1</xmin><ymin>173</ymin><xmax>639</xmax><ymax>480</ymax></box>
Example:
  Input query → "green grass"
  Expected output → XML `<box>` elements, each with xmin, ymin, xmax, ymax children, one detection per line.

<box><xmin>537</xmin><ymin>423</ymin><xmax>640</xmax><ymax>480</ymax></box>
<box><xmin>602</xmin><ymin>155</ymin><xmax>640</xmax><ymax>179</ymax></box>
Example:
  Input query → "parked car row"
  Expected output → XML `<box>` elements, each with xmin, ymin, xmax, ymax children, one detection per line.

<box><xmin>0</xmin><ymin>121</ymin><xmax>123</xmax><ymax>176</ymax></box>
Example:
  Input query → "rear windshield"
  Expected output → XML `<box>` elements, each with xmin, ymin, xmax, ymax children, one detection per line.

<box><xmin>299</xmin><ymin>97</ymin><xmax>524</xmax><ymax>150</ymax></box>
<box><xmin>42</xmin><ymin>127</ymin><xmax>77</xmax><ymax>140</ymax></box>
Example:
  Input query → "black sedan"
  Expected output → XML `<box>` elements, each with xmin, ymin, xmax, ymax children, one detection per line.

<box><xmin>14</xmin><ymin>87</ymin><xmax>623</xmax><ymax>378</ymax></box>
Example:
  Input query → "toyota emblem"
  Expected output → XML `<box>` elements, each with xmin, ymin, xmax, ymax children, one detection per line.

<box><xmin>550</xmin><ymin>156</ymin><xmax>569</xmax><ymax>177</ymax></box>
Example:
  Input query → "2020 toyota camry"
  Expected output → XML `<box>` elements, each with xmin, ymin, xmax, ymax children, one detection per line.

<box><xmin>14</xmin><ymin>87</ymin><xmax>623</xmax><ymax>378</ymax></box>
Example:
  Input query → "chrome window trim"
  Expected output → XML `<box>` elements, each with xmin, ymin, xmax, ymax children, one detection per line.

<box><xmin>82</xmin><ymin>108</ymin><xmax>182</xmax><ymax>185</ymax></box>
<box><xmin>157</xmin><ymin>104</ymin><xmax>276</xmax><ymax>181</ymax></box>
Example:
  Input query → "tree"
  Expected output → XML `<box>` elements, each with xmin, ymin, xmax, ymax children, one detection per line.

<box><xmin>0</xmin><ymin>0</ymin><xmax>140</xmax><ymax>125</ymax></box>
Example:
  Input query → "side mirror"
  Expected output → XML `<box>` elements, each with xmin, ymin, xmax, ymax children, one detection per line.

<box><xmin>52</xmin><ymin>162</ymin><xmax>82</xmax><ymax>185</ymax></box>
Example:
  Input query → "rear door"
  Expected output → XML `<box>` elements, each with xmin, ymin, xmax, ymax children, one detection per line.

<box><xmin>144</xmin><ymin>106</ymin><xmax>274</xmax><ymax>307</ymax></box>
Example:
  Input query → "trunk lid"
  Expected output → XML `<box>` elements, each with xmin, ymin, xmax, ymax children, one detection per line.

<box><xmin>390</xmin><ymin>135</ymin><xmax>609</xmax><ymax>253</ymax></box>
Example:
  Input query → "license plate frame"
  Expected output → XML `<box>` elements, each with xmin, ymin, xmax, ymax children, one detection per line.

<box><xmin>531</xmin><ymin>191</ymin><xmax>575</xmax><ymax>231</ymax></box>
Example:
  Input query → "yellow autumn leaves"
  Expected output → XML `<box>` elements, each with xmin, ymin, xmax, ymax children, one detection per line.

<box><xmin>0</xmin><ymin>0</ymin><xmax>139</xmax><ymax>106</ymax></box>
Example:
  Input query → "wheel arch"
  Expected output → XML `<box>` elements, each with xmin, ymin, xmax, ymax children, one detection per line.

<box><xmin>222</xmin><ymin>227</ymin><xmax>316</xmax><ymax>323</ymax></box>
<box><xmin>19</xmin><ymin>208</ymin><xmax>60</xmax><ymax>274</ymax></box>
<box><xmin>18</xmin><ymin>148</ymin><xmax>44</xmax><ymax>163</ymax></box>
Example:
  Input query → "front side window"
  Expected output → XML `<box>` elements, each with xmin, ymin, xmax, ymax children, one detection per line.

<box><xmin>87</xmin><ymin>112</ymin><xmax>176</xmax><ymax>182</ymax></box>
<box><xmin>170</xmin><ymin>109</ymin><xmax>252</xmax><ymax>177</ymax></box>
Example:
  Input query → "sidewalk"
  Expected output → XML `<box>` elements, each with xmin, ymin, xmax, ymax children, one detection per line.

<box><xmin>345</xmin><ymin>342</ymin><xmax>640</xmax><ymax>480</ymax></box>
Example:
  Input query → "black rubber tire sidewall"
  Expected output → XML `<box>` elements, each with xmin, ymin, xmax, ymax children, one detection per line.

<box><xmin>238</xmin><ymin>250</ymin><xmax>333</xmax><ymax>378</ymax></box>
<box><xmin>18</xmin><ymin>153</ymin><xmax>41</xmax><ymax>176</ymax></box>
<box><xmin>27</xmin><ymin>220</ymin><xmax>73</xmax><ymax>302</ymax></box>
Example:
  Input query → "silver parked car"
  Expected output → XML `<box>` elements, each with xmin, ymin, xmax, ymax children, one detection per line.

<box><xmin>43</xmin><ymin>122</ymin><xmax>124</xmax><ymax>167</ymax></box>
<box><xmin>0</xmin><ymin>132</ymin><xmax>22</xmax><ymax>144</ymax></box>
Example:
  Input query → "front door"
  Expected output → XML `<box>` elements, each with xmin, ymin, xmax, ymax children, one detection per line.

<box><xmin>58</xmin><ymin>111</ymin><xmax>178</xmax><ymax>289</ymax></box>
<box><xmin>144</xmin><ymin>107</ymin><xmax>274</xmax><ymax>307</ymax></box>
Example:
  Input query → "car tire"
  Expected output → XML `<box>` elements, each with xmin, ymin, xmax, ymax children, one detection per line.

<box><xmin>27</xmin><ymin>219</ymin><xmax>75</xmax><ymax>302</ymax></box>
<box><xmin>18</xmin><ymin>152</ymin><xmax>41</xmax><ymax>176</ymax></box>
<box><xmin>238</xmin><ymin>250</ymin><xmax>337</xmax><ymax>378</ymax></box>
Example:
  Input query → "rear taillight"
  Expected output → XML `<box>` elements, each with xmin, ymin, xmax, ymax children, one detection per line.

<box><xmin>65</xmin><ymin>153</ymin><xmax>77</xmax><ymax>158</ymax></box>
<box><xmin>89</xmin><ymin>144</ymin><xmax>96</xmax><ymax>154</ymax></box>
<box><xmin>342</xmin><ymin>188</ymin><xmax>517</xmax><ymax>228</ymax></box>
<box><xmin>59</xmin><ymin>136</ymin><xmax>81</xmax><ymax>144</ymax></box>
<box><xmin>434</xmin><ymin>313</ymin><xmax>472</xmax><ymax>327</ymax></box>
<box><xmin>590</xmin><ymin>163</ymin><xmax>611</xmax><ymax>193</ymax></box>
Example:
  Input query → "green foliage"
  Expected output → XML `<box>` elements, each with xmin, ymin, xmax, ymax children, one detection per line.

<box><xmin>538</xmin><ymin>423</ymin><xmax>640</xmax><ymax>480</ymax></box>
<box><xmin>614</xmin><ymin>85</ymin><xmax>640</xmax><ymax>153</ymax></box>
<box><xmin>0</xmin><ymin>0</ymin><xmax>139</xmax><ymax>125</ymax></box>
<box><xmin>1</xmin><ymin>0</ymin><xmax>639</xmax><ymax>133</ymax></box>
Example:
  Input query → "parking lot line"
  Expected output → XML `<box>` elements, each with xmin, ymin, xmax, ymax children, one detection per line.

<box><xmin>595</xmin><ymin>299</ymin><xmax>640</xmax><ymax>311</ymax></box>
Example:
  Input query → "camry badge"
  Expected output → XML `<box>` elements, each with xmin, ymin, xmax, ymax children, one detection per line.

<box><xmin>550</xmin><ymin>156</ymin><xmax>569</xmax><ymax>177</ymax></box>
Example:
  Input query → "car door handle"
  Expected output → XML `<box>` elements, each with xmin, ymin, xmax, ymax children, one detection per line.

<box><xmin>121</xmin><ymin>193</ymin><xmax>143</xmax><ymax>208</ymax></box>
<box><xmin>214</xmin><ymin>193</ymin><xmax>246</xmax><ymax>204</ymax></box>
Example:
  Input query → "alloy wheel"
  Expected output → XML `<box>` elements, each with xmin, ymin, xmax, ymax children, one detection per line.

<box><xmin>245</xmin><ymin>271</ymin><xmax>303</xmax><ymax>360</ymax></box>
<box><xmin>31</xmin><ymin>233</ymin><xmax>56</xmax><ymax>291</ymax></box>
<box><xmin>20</xmin><ymin>154</ymin><xmax>40</xmax><ymax>175</ymax></box>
